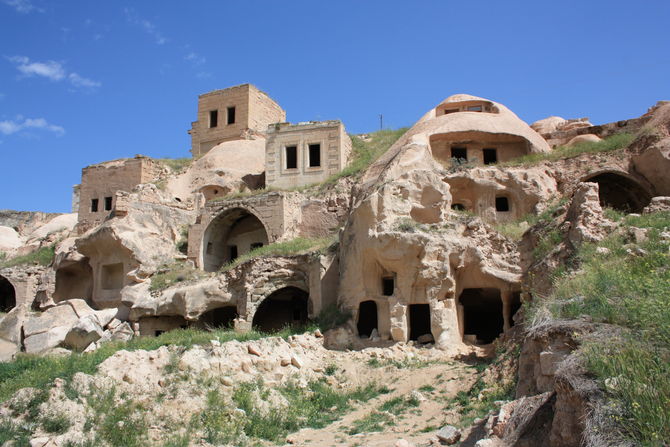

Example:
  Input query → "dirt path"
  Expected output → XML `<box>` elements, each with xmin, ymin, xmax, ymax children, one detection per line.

<box><xmin>284</xmin><ymin>357</ymin><xmax>477</xmax><ymax>447</ymax></box>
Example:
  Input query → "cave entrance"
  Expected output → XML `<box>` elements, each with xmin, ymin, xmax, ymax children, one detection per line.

<box><xmin>53</xmin><ymin>260</ymin><xmax>93</xmax><ymax>303</ymax></box>
<box><xmin>0</xmin><ymin>275</ymin><xmax>16</xmax><ymax>312</ymax></box>
<box><xmin>408</xmin><ymin>304</ymin><xmax>431</xmax><ymax>342</ymax></box>
<box><xmin>460</xmin><ymin>288</ymin><xmax>503</xmax><ymax>344</ymax></box>
<box><xmin>357</xmin><ymin>300</ymin><xmax>378</xmax><ymax>338</ymax></box>
<box><xmin>583</xmin><ymin>173</ymin><xmax>652</xmax><ymax>213</ymax></box>
<box><xmin>199</xmin><ymin>306</ymin><xmax>238</xmax><ymax>330</ymax></box>
<box><xmin>202</xmin><ymin>207</ymin><xmax>269</xmax><ymax>272</ymax></box>
<box><xmin>252</xmin><ymin>287</ymin><xmax>309</xmax><ymax>333</ymax></box>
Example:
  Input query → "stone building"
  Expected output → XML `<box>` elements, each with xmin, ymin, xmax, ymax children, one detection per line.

<box><xmin>425</xmin><ymin>94</ymin><xmax>551</xmax><ymax>167</ymax></box>
<box><xmin>76</xmin><ymin>156</ymin><xmax>163</xmax><ymax>232</ymax></box>
<box><xmin>265</xmin><ymin>121</ymin><xmax>352</xmax><ymax>189</ymax></box>
<box><xmin>188</xmin><ymin>84</ymin><xmax>286</xmax><ymax>157</ymax></box>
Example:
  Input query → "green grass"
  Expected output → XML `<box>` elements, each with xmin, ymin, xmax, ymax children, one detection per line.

<box><xmin>88</xmin><ymin>387</ymin><xmax>148</xmax><ymax>447</ymax></box>
<box><xmin>0</xmin><ymin>418</ymin><xmax>31</xmax><ymax>446</ymax></box>
<box><xmin>196</xmin><ymin>379</ymin><xmax>389</xmax><ymax>443</ymax></box>
<box><xmin>0</xmin><ymin>244</ymin><xmax>55</xmax><ymax>268</ymax></box>
<box><xmin>41</xmin><ymin>413</ymin><xmax>71</xmax><ymax>434</ymax></box>
<box><xmin>323</xmin><ymin>128</ymin><xmax>408</xmax><ymax>185</ymax></box>
<box><xmin>502</xmin><ymin>133</ymin><xmax>635</xmax><ymax>166</ymax></box>
<box><xmin>347</xmin><ymin>394</ymin><xmax>420</xmax><ymax>435</ymax></box>
<box><xmin>533</xmin><ymin>211</ymin><xmax>670</xmax><ymax>445</ymax></box>
<box><xmin>449</xmin><ymin>375</ymin><xmax>515</xmax><ymax>428</ymax></box>
<box><xmin>314</xmin><ymin>303</ymin><xmax>352</xmax><ymax>332</ymax></box>
<box><xmin>220</xmin><ymin>236</ymin><xmax>336</xmax><ymax>272</ymax></box>
<box><xmin>366</xmin><ymin>357</ymin><xmax>438</xmax><ymax>369</ymax></box>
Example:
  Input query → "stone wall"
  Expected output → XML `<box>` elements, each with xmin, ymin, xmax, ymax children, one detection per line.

<box><xmin>265</xmin><ymin>121</ymin><xmax>352</xmax><ymax>189</ymax></box>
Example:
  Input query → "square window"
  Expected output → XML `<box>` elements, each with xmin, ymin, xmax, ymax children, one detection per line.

<box><xmin>467</xmin><ymin>105</ymin><xmax>483</xmax><ymax>112</ymax></box>
<box><xmin>451</xmin><ymin>147</ymin><xmax>467</xmax><ymax>161</ymax></box>
<box><xmin>443</xmin><ymin>108</ymin><xmax>458</xmax><ymax>115</ymax></box>
<box><xmin>104</xmin><ymin>196</ymin><xmax>113</xmax><ymax>211</ymax></box>
<box><xmin>483</xmin><ymin>148</ymin><xmax>498</xmax><ymax>165</ymax></box>
<box><xmin>308</xmin><ymin>143</ymin><xmax>321</xmax><ymax>167</ymax></box>
<box><xmin>101</xmin><ymin>263</ymin><xmax>124</xmax><ymax>290</ymax></box>
<box><xmin>209</xmin><ymin>110</ymin><xmax>218</xmax><ymax>128</ymax></box>
<box><xmin>285</xmin><ymin>145</ymin><xmax>298</xmax><ymax>169</ymax></box>
<box><xmin>91</xmin><ymin>198</ymin><xmax>99</xmax><ymax>212</ymax></box>
<box><xmin>227</xmin><ymin>106</ymin><xmax>236</xmax><ymax>125</ymax></box>
<box><xmin>496</xmin><ymin>197</ymin><xmax>510</xmax><ymax>212</ymax></box>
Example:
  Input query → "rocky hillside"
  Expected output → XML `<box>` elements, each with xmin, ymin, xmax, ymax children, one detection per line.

<box><xmin>1</xmin><ymin>98</ymin><xmax>669</xmax><ymax>447</ymax></box>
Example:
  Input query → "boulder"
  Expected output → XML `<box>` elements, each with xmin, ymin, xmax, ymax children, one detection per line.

<box><xmin>63</xmin><ymin>314</ymin><xmax>104</xmax><ymax>350</ymax></box>
<box><xmin>436</xmin><ymin>425</ymin><xmax>461</xmax><ymax>444</ymax></box>
<box><xmin>566</xmin><ymin>134</ymin><xmax>601</xmax><ymax>146</ymax></box>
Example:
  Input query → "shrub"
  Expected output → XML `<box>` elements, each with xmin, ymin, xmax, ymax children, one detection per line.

<box><xmin>315</xmin><ymin>303</ymin><xmax>351</xmax><ymax>331</ymax></box>
<box><xmin>41</xmin><ymin>413</ymin><xmax>71</xmax><ymax>434</ymax></box>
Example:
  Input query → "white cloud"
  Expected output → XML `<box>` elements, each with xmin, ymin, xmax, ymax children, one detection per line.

<box><xmin>2</xmin><ymin>0</ymin><xmax>43</xmax><ymax>14</ymax></box>
<box><xmin>185</xmin><ymin>52</ymin><xmax>206</xmax><ymax>66</ymax></box>
<box><xmin>8</xmin><ymin>56</ymin><xmax>65</xmax><ymax>81</ymax></box>
<box><xmin>125</xmin><ymin>8</ymin><xmax>167</xmax><ymax>45</ymax></box>
<box><xmin>7</xmin><ymin>56</ymin><xmax>100</xmax><ymax>89</ymax></box>
<box><xmin>0</xmin><ymin>116</ymin><xmax>65</xmax><ymax>136</ymax></box>
<box><xmin>68</xmin><ymin>73</ymin><xmax>101</xmax><ymax>88</ymax></box>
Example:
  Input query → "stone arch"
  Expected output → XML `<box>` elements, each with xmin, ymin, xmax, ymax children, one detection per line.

<box><xmin>0</xmin><ymin>275</ymin><xmax>16</xmax><ymax>312</ymax></box>
<box><xmin>252</xmin><ymin>286</ymin><xmax>309</xmax><ymax>333</ymax></box>
<box><xmin>582</xmin><ymin>171</ymin><xmax>652</xmax><ymax>213</ymax></box>
<box><xmin>201</xmin><ymin>207</ymin><xmax>270</xmax><ymax>272</ymax></box>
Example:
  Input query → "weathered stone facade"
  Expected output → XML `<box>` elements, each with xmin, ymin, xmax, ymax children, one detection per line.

<box><xmin>188</xmin><ymin>84</ymin><xmax>286</xmax><ymax>157</ymax></box>
<box><xmin>265</xmin><ymin>120</ymin><xmax>352</xmax><ymax>188</ymax></box>
<box><xmin>76</xmin><ymin>156</ymin><xmax>163</xmax><ymax>232</ymax></box>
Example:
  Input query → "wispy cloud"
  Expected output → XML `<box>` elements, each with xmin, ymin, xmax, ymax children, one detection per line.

<box><xmin>7</xmin><ymin>56</ymin><xmax>101</xmax><ymax>89</ymax></box>
<box><xmin>2</xmin><ymin>0</ymin><xmax>43</xmax><ymax>14</ymax></box>
<box><xmin>0</xmin><ymin>116</ymin><xmax>65</xmax><ymax>136</ymax></box>
<box><xmin>124</xmin><ymin>8</ymin><xmax>167</xmax><ymax>45</ymax></box>
<box><xmin>68</xmin><ymin>73</ymin><xmax>101</xmax><ymax>88</ymax></box>
<box><xmin>185</xmin><ymin>52</ymin><xmax>206</xmax><ymax>66</ymax></box>
<box><xmin>8</xmin><ymin>56</ymin><xmax>65</xmax><ymax>80</ymax></box>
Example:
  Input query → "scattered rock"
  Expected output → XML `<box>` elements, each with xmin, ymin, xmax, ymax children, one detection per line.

<box><xmin>417</xmin><ymin>333</ymin><xmax>434</xmax><ymax>344</ymax></box>
<box><xmin>291</xmin><ymin>355</ymin><xmax>303</xmax><ymax>369</ymax></box>
<box><xmin>436</xmin><ymin>424</ymin><xmax>461</xmax><ymax>444</ymax></box>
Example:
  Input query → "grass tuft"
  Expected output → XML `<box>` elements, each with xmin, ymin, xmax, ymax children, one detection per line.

<box><xmin>502</xmin><ymin>133</ymin><xmax>634</xmax><ymax>167</ymax></box>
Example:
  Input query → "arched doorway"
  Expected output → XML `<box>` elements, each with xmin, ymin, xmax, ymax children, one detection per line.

<box><xmin>583</xmin><ymin>172</ymin><xmax>652</xmax><ymax>213</ymax></box>
<box><xmin>252</xmin><ymin>287</ymin><xmax>309</xmax><ymax>333</ymax></box>
<box><xmin>0</xmin><ymin>275</ymin><xmax>16</xmax><ymax>312</ymax></box>
<box><xmin>202</xmin><ymin>208</ymin><xmax>269</xmax><ymax>272</ymax></box>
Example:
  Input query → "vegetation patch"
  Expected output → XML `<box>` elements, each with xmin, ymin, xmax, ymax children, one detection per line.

<box><xmin>323</xmin><ymin>128</ymin><xmax>408</xmax><ymax>185</ymax></box>
<box><xmin>347</xmin><ymin>394</ymin><xmax>420</xmax><ymax>435</ymax></box>
<box><xmin>0</xmin><ymin>244</ymin><xmax>55</xmax><ymax>268</ymax></box>
<box><xmin>220</xmin><ymin>236</ymin><xmax>336</xmax><ymax>272</ymax></box>
<box><xmin>503</xmin><ymin>132</ymin><xmax>635</xmax><ymax>166</ymax></box>
<box><xmin>150</xmin><ymin>262</ymin><xmax>209</xmax><ymax>292</ymax></box>
<box><xmin>532</xmin><ymin>211</ymin><xmax>670</xmax><ymax>444</ymax></box>
<box><xmin>0</xmin><ymin>326</ymin><xmax>309</xmax><ymax>403</ymax></box>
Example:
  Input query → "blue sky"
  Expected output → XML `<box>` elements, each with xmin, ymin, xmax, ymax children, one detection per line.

<box><xmin>1</xmin><ymin>0</ymin><xmax>669</xmax><ymax>213</ymax></box>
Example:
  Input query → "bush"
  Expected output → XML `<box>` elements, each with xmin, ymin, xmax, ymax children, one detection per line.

<box><xmin>315</xmin><ymin>303</ymin><xmax>351</xmax><ymax>331</ymax></box>
<box><xmin>41</xmin><ymin>413</ymin><xmax>71</xmax><ymax>434</ymax></box>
